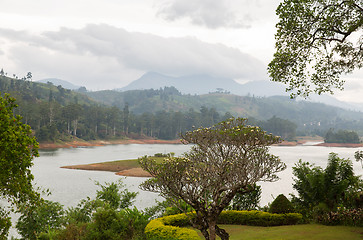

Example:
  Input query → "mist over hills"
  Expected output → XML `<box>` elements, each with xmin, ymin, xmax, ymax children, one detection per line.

<box><xmin>39</xmin><ymin>72</ymin><xmax>363</xmax><ymax>112</ymax></box>
<box><xmin>118</xmin><ymin>72</ymin><xmax>289</xmax><ymax>97</ymax></box>
<box><xmin>3</xmin><ymin>74</ymin><xmax>363</xmax><ymax>137</ymax></box>
<box><xmin>37</xmin><ymin>78</ymin><xmax>81</xmax><ymax>90</ymax></box>
<box><xmin>119</xmin><ymin>72</ymin><xmax>363</xmax><ymax>112</ymax></box>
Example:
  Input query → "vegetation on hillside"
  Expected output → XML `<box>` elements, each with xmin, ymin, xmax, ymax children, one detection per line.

<box><xmin>1</xmin><ymin>75</ymin><xmax>299</xmax><ymax>142</ymax></box>
<box><xmin>1</xmin><ymin>73</ymin><xmax>363</xmax><ymax>143</ymax></box>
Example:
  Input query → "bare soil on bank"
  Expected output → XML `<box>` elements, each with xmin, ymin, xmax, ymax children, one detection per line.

<box><xmin>39</xmin><ymin>139</ymin><xmax>181</xmax><ymax>149</ymax></box>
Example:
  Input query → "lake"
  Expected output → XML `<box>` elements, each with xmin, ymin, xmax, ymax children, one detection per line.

<box><xmin>32</xmin><ymin>142</ymin><xmax>363</xmax><ymax>209</ymax></box>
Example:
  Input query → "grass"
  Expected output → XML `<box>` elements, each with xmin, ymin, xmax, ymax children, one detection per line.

<box><xmin>194</xmin><ymin>224</ymin><xmax>363</xmax><ymax>240</ymax></box>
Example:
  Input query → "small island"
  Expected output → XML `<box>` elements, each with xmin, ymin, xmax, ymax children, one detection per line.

<box><xmin>61</xmin><ymin>153</ymin><xmax>173</xmax><ymax>177</ymax></box>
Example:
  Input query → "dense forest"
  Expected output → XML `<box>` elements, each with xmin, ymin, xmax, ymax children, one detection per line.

<box><xmin>0</xmin><ymin>75</ymin><xmax>298</xmax><ymax>142</ymax></box>
<box><xmin>1</xmin><ymin>74</ymin><xmax>363</xmax><ymax>142</ymax></box>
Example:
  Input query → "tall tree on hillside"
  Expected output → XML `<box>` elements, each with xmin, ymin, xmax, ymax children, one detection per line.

<box><xmin>139</xmin><ymin>118</ymin><xmax>286</xmax><ymax>240</ymax></box>
<box><xmin>268</xmin><ymin>0</ymin><xmax>363</xmax><ymax>97</ymax></box>
<box><xmin>123</xmin><ymin>102</ymin><xmax>129</xmax><ymax>135</ymax></box>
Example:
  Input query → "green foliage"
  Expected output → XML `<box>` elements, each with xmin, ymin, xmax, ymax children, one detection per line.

<box><xmin>314</xmin><ymin>207</ymin><xmax>363</xmax><ymax>226</ymax></box>
<box><xmin>324</xmin><ymin>129</ymin><xmax>361</xmax><ymax>143</ymax></box>
<box><xmin>145</xmin><ymin>211</ymin><xmax>303</xmax><ymax>239</ymax></box>
<box><xmin>269</xmin><ymin>194</ymin><xmax>295</xmax><ymax>214</ymax></box>
<box><xmin>268</xmin><ymin>0</ymin><xmax>363</xmax><ymax>97</ymax></box>
<box><xmin>83</xmin><ymin>206</ymin><xmax>146</xmax><ymax>240</ymax></box>
<box><xmin>16</xmin><ymin>200</ymin><xmax>65</xmax><ymax>240</ymax></box>
<box><xmin>4</xmin><ymin>75</ymin><xmax>363</xmax><ymax>141</ymax></box>
<box><xmin>0</xmin><ymin>207</ymin><xmax>11</xmax><ymax>240</ymax></box>
<box><xmin>145</xmin><ymin>214</ymin><xmax>200</xmax><ymax>240</ymax></box>
<box><xmin>140</xmin><ymin>118</ymin><xmax>286</xmax><ymax>240</ymax></box>
<box><xmin>0</xmin><ymin>93</ymin><xmax>39</xmax><ymax>204</ymax></box>
<box><xmin>229</xmin><ymin>185</ymin><xmax>261</xmax><ymax>211</ymax></box>
<box><xmin>291</xmin><ymin>153</ymin><xmax>362</xmax><ymax>211</ymax></box>
<box><xmin>37</xmin><ymin>180</ymin><xmax>145</xmax><ymax>240</ymax></box>
<box><xmin>217</xmin><ymin>211</ymin><xmax>302</xmax><ymax>226</ymax></box>
<box><xmin>95</xmin><ymin>180</ymin><xmax>138</xmax><ymax>209</ymax></box>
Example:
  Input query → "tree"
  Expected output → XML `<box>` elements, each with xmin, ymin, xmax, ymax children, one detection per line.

<box><xmin>139</xmin><ymin>118</ymin><xmax>286</xmax><ymax>240</ymax></box>
<box><xmin>268</xmin><ymin>0</ymin><xmax>363</xmax><ymax>97</ymax></box>
<box><xmin>291</xmin><ymin>153</ymin><xmax>362</xmax><ymax>211</ymax></box>
<box><xmin>0</xmin><ymin>93</ymin><xmax>39</xmax><ymax>204</ymax></box>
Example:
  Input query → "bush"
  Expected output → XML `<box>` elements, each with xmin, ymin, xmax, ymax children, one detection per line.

<box><xmin>217</xmin><ymin>210</ymin><xmax>302</xmax><ymax>226</ymax></box>
<box><xmin>145</xmin><ymin>211</ymin><xmax>303</xmax><ymax>239</ymax></box>
<box><xmin>269</xmin><ymin>194</ymin><xmax>294</xmax><ymax>214</ymax></box>
<box><xmin>16</xmin><ymin>200</ymin><xmax>65</xmax><ymax>240</ymax></box>
<box><xmin>145</xmin><ymin>214</ymin><xmax>200</xmax><ymax>240</ymax></box>
<box><xmin>315</xmin><ymin>208</ymin><xmax>363</xmax><ymax>227</ymax></box>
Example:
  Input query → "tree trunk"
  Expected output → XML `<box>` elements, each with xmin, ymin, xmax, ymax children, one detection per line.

<box><xmin>216</xmin><ymin>225</ymin><xmax>229</xmax><ymax>240</ymax></box>
<box><xmin>208</xmin><ymin>221</ymin><xmax>217</xmax><ymax>240</ymax></box>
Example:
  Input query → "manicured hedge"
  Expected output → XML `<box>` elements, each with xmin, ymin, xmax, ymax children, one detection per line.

<box><xmin>218</xmin><ymin>210</ymin><xmax>302</xmax><ymax>226</ymax></box>
<box><xmin>145</xmin><ymin>214</ymin><xmax>200</xmax><ymax>240</ymax></box>
<box><xmin>145</xmin><ymin>211</ymin><xmax>303</xmax><ymax>239</ymax></box>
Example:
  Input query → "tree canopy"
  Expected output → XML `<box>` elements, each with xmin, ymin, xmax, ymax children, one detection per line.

<box><xmin>0</xmin><ymin>93</ymin><xmax>39</xmax><ymax>204</ymax></box>
<box><xmin>268</xmin><ymin>0</ymin><xmax>363</xmax><ymax>97</ymax></box>
<box><xmin>291</xmin><ymin>153</ymin><xmax>362</xmax><ymax>210</ymax></box>
<box><xmin>139</xmin><ymin>118</ymin><xmax>286</xmax><ymax>240</ymax></box>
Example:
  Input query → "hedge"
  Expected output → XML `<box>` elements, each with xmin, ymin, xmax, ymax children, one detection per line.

<box><xmin>218</xmin><ymin>210</ymin><xmax>302</xmax><ymax>226</ymax></box>
<box><xmin>145</xmin><ymin>213</ymin><xmax>200</xmax><ymax>240</ymax></box>
<box><xmin>145</xmin><ymin>211</ymin><xmax>302</xmax><ymax>239</ymax></box>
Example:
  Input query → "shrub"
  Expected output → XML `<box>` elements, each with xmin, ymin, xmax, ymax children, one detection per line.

<box><xmin>315</xmin><ymin>208</ymin><xmax>363</xmax><ymax>227</ymax></box>
<box><xmin>145</xmin><ymin>214</ymin><xmax>200</xmax><ymax>240</ymax></box>
<box><xmin>269</xmin><ymin>194</ymin><xmax>294</xmax><ymax>214</ymax></box>
<box><xmin>16</xmin><ymin>200</ymin><xmax>64</xmax><ymax>240</ymax></box>
<box><xmin>145</xmin><ymin>211</ymin><xmax>303</xmax><ymax>239</ymax></box>
<box><xmin>83</xmin><ymin>206</ymin><xmax>149</xmax><ymax>240</ymax></box>
<box><xmin>217</xmin><ymin>210</ymin><xmax>302</xmax><ymax>226</ymax></box>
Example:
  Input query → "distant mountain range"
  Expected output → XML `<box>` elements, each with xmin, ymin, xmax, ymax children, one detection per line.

<box><xmin>37</xmin><ymin>78</ymin><xmax>81</xmax><ymax>90</ymax></box>
<box><xmin>40</xmin><ymin>72</ymin><xmax>363</xmax><ymax>112</ymax></box>
<box><xmin>118</xmin><ymin>72</ymin><xmax>289</xmax><ymax>97</ymax></box>
<box><xmin>119</xmin><ymin>72</ymin><xmax>363</xmax><ymax>112</ymax></box>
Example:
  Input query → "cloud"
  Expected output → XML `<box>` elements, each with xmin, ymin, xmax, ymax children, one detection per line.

<box><xmin>0</xmin><ymin>24</ymin><xmax>267</xmax><ymax>89</ymax></box>
<box><xmin>156</xmin><ymin>0</ymin><xmax>251</xmax><ymax>29</ymax></box>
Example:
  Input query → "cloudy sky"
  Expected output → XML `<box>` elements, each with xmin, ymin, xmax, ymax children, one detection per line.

<box><xmin>1</xmin><ymin>0</ymin><xmax>362</xmax><ymax>102</ymax></box>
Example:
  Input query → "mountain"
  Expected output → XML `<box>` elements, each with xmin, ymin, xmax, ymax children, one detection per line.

<box><xmin>120</xmin><ymin>72</ymin><xmax>363</xmax><ymax>112</ymax></box>
<box><xmin>119</xmin><ymin>72</ymin><xmax>289</xmax><ymax>97</ymax></box>
<box><xmin>37</xmin><ymin>78</ymin><xmax>81</xmax><ymax>90</ymax></box>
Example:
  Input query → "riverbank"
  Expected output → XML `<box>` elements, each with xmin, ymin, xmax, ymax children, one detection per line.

<box><xmin>39</xmin><ymin>138</ymin><xmax>181</xmax><ymax>149</ymax></box>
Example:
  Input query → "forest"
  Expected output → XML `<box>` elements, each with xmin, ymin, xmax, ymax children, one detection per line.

<box><xmin>1</xmin><ymin>74</ymin><xmax>361</xmax><ymax>142</ymax></box>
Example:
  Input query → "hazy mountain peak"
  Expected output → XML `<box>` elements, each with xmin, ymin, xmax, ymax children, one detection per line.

<box><xmin>37</xmin><ymin>78</ymin><xmax>80</xmax><ymax>90</ymax></box>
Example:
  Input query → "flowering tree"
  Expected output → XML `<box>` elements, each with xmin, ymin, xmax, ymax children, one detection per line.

<box><xmin>139</xmin><ymin>118</ymin><xmax>286</xmax><ymax>240</ymax></box>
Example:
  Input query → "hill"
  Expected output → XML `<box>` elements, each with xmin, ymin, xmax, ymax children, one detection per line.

<box><xmin>119</xmin><ymin>72</ymin><xmax>288</xmax><ymax>97</ymax></box>
<box><xmin>86</xmin><ymin>86</ymin><xmax>363</xmax><ymax>136</ymax></box>
<box><xmin>119</xmin><ymin>71</ymin><xmax>363</xmax><ymax>112</ymax></box>
<box><xmin>37</xmin><ymin>78</ymin><xmax>81</xmax><ymax>90</ymax></box>
<box><xmin>2</xmin><ymin>75</ymin><xmax>363</xmax><ymax>142</ymax></box>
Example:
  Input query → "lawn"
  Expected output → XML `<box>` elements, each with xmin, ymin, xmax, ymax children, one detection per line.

<box><xmin>194</xmin><ymin>224</ymin><xmax>363</xmax><ymax>240</ymax></box>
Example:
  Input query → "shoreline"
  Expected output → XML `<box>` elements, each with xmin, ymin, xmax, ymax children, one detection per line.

<box><xmin>57</xmin><ymin>137</ymin><xmax>362</xmax><ymax>178</ymax></box>
<box><xmin>38</xmin><ymin>138</ymin><xmax>182</xmax><ymax>149</ymax></box>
